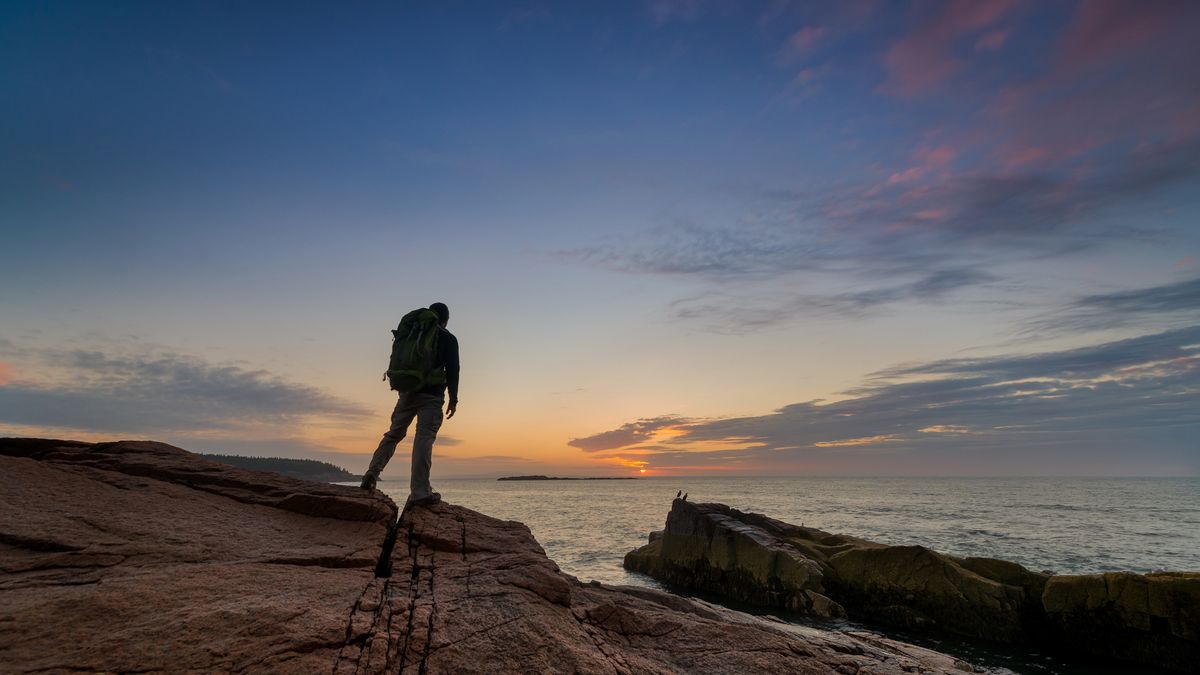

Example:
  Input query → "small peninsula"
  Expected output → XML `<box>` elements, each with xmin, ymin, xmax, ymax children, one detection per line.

<box><xmin>201</xmin><ymin>453</ymin><xmax>356</xmax><ymax>482</ymax></box>
<box><xmin>497</xmin><ymin>474</ymin><xmax>639</xmax><ymax>481</ymax></box>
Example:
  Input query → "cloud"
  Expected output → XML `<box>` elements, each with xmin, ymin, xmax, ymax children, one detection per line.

<box><xmin>0</xmin><ymin>344</ymin><xmax>368</xmax><ymax>435</ymax></box>
<box><xmin>880</xmin><ymin>0</ymin><xmax>1019</xmax><ymax>97</ymax></box>
<box><xmin>983</xmin><ymin>2</ymin><xmax>1200</xmax><ymax>173</ymax></box>
<box><xmin>563</xmin><ymin>1</ymin><xmax>1200</xmax><ymax>337</ymax></box>
<box><xmin>568</xmin><ymin>415</ymin><xmax>689</xmax><ymax>452</ymax></box>
<box><xmin>1057</xmin><ymin>1</ymin><xmax>1179</xmax><ymax>73</ymax></box>
<box><xmin>1025</xmin><ymin>276</ymin><xmax>1200</xmax><ymax>335</ymax></box>
<box><xmin>667</xmin><ymin>267</ymin><xmax>996</xmax><ymax>332</ymax></box>
<box><xmin>572</xmin><ymin>327</ymin><xmax>1200</xmax><ymax>473</ymax></box>
<box><xmin>779</xmin><ymin>26</ymin><xmax>827</xmax><ymax>62</ymax></box>
<box><xmin>563</xmin><ymin>133</ymin><xmax>1199</xmax><ymax>331</ymax></box>
<box><xmin>812</xmin><ymin>434</ymin><xmax>900</xmax><ymax>447</ymax></box>
<box><xmin>974</xmin><ymin>28</ymin><xmax>1010</xmax><ymax>53</ymax></box>
<box><xmin>919</xmin><ymin>425</ymin><xmax>970</xmax><ymax>434</ymax></box>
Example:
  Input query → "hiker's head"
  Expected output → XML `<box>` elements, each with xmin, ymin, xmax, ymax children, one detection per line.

<box><xmin>429</xmin><ymin>302</ymin><xmax>450</xmax><ymax>327</ymax></box>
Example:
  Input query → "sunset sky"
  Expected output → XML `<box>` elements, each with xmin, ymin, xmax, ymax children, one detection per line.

<box><xmin>2</xmin><ymin>1</ymin><xmax>1198</xmax><ymax>477</ymax></box>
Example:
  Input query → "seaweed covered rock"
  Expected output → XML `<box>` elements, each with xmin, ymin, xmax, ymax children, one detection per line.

<box><xmin>1043</xmin><ymin>571</ymin><xmax>1200</xmax><ymax>672</ymax></box>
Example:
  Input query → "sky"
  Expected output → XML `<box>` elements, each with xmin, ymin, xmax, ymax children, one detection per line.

<box><xmin>2</xmin><ymin>1</ymin><xmax>1198</xmax><ymax>477</ymax></box>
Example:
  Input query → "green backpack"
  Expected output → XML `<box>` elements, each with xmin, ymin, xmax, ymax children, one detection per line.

<box><xmin>383</xmin><ymin>308</ymin><xmax>447</xmax><ymax>392</ymax></box>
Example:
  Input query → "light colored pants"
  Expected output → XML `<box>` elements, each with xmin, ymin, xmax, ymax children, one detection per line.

<box><xmin>366</xmin><ymin>393</ymin><xmax>444</xmax><ymax>499</ymax></box>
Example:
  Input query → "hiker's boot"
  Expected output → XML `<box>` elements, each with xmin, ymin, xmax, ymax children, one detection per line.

<box><xmin>360</xmin><ymin>473</ymin><xmax>377</xmax><ymax>491</ymax></box>
<box><xmin>408</xmin><ymin>491</ymin><xmax>441</xmax><ymax>507</ymax></box>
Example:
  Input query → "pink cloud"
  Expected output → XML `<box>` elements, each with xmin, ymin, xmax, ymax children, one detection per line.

<box><xmin>779</xmin><ymin>25</ymin><xmax>827</xmax><ymax>64</ymax></box>
<box><xmin>915</xmin><ymin>145</ymin><xmax>957</xmax><ymax>169</ymax></box>
<box><xmin>1176</xmin><ymin>256</ymin><xmax>1197</xmax><ymax>270</ymax></box>
<box><xmin>880</xmin><ymin>146</ymin><xmax>957</xmax><ymax>190</ymax></box>
<box><xmin>915</xmin><ymin>208</ymin><xmax>950</xmax><ymax>221</ymax></box>
<box><xmin>887</xmin><ymin>166</ymin><xmax>924</xmax><ymax>184</ymax></box>
<box><xmin>881</xmin><ymin>0</ymin><xmax>1020</xmax><ymax>97</ymax></box>
<box><xmin>788</xmin><ymin>25</ymin><xmax>826</xmax><ymax>52</ymax></box>
<box><xmin>0</xmin><ymin>362</ymin><xmax>11</xmax><ymax>386</ymax></box>
<box><xmin>968</xmin><ymin>2</ymin><xmax>1200</xmax><ymax>179</ymax></box>
<box><xmin>974</xmin><ymin>28</ymin><xmax>1010</xmax><ymax>52</ymax></box>
<box><xmin>1001</xmin><ymin>146</ymin><xmax>1048</xmax><ymax>169</ymax></box>
<box><xmin>1058</xmin><ymin>1</ymin><xmax>1175</xmax><ymax>72</ymax></box>
<box><xmin>784</xmin><ymin>64</ymin><xmax>832</xmax><ymax>97</ymax></box>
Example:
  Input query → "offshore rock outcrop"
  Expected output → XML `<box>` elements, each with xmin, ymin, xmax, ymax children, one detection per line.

<box><xmin>625</xmin><ymin>498</ymin><xmax>1200</xmax><ymax>672</ymax></box>
<box><xmin>2</xmin><ymin>438</ymin><xmax>980</xmax><ymax>674</ymax></box>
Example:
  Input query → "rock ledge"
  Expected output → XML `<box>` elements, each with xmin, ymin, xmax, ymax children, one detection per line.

<box><xmin>625</xmin><ymin>498</ymin><xmax>1200</xmax><ymax>672</ymax></box>
<box><xmin>1</xmin><ymin>438</ymin><xmax>980</xmax><ymax>674</ymax></box>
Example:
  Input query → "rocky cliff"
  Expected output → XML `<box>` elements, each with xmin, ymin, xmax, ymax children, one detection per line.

<box><xmin>625</xmin><ymin>498</ymin><xmax>1200</xmax><ymax>672</ymax></box>
<box><xmin>1</xmin><ymin>438</ymin><xmax>981</xmax><ymax>674</ymax></box>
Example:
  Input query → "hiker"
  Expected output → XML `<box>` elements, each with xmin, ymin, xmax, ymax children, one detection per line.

<box><xmin>360</xmin><ymin>302</ymin><xmax>460</xmax><ymax>506</ymax></box>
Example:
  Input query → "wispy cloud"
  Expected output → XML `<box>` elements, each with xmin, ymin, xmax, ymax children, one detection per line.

<box><xmin>880</xmin><ymin>0</ymin><xmax>1020</xmax><ymax>97</ymax></box>
<box><xmin>564</xmin><ymin>135</ymin><xmax>1197</xmax><ymax>331</ymax></box>
<box><xmin>562</xmin><ymin>2</ymin><xmax>1200</xmax><ymax>333</ymax></box>
<box><xmin>667</xmin><ymin>267</ymin><xmax>997</xmax><ymax>332</ymax></box>
<box><xmin>1025</xmin><ymin>276</ymin><xmax>1200</xmax><ymax>336</ymax></box>
<box><xmin>570</xmin><ymin>326</ymin><xmax>1200</xmax><ymax>474</ymax></box>
<box><xmin>568</xmin><ymin>415</ymin><xmax>690</xmax><ymax>452</ymax></box>
<box><xmin>0</xmin><ymin>343</ymin><xmax>368</xmax><ymax>436</ymax></box>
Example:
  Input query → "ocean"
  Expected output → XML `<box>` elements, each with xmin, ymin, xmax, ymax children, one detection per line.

<box><xmin>377</xmin><ymin>476</ymin><xmax>1199</xmax><ymax>674</ymax></box>
<box><xmin>381</xmin><ymin>476</ymin><xmax>1200</xmax><ymax>586</ymax></box>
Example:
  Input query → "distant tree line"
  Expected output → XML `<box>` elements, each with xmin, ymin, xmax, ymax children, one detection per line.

<box><xmin>201</xmin><ymin>454</ymin><xmax>356</xmax><ymax>482</ymax></box>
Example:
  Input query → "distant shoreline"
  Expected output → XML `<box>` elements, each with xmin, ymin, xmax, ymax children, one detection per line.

<box><xmin>201</xmin><ymin>453</ymin><xmax>356</xmax><ymax>482</ymax></box>
<box><xmin>497</xmin><ymin>475</ymin><xmax>639</xmax><ymax>481</ymax></box>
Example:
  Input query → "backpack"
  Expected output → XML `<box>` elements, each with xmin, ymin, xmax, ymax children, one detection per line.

<box><xmin>383</xmin><ymin>308</ymin><xmax>447</xmax><ymax>392</ymax></box>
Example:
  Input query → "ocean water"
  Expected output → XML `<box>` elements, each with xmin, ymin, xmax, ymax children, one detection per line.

<box><xmin>381</xmin><ymin>476</ymin><xmax>1200</xmax><ymax>587</ymax></box>
<box><xmin>377</xmin><ymin>476</ymin><xmax>1199</xmax><ymax>674</ymax></box>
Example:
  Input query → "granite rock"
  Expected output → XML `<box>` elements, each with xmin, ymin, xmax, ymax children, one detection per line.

<box><xmin>335</xmin><ymin>499</ymin><xmax>978</xmax><ymax>674</ymax></box>
<box><xmin>626</xmin><ymin>499</ymin><xmax>1042</xmax><ymax>640</ymax></box>
<box><xmin>625</xmin><ymin>498</ymin><xmax>1199</xmax><ymax>672</ymax></box>
<box><xmin>1043</xmin><ymin>571</ymin><xmax>1200</xmax><ymax>672</ymax></box>
<box><xmin>0</xmin><ymin>438</ymin><xmax>397</xmax><ymax>673</ymax></box>
<box><xmin>1</xmin><ymin>438</ymin><xmax>981</xmax><ymax>674</ymax></box>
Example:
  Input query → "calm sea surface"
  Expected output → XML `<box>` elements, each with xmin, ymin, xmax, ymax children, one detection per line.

<box><xmin>380</xmin><ymin>476</ymin><xmax>1200</xmax><ymax>586</ymax></box>
<box><xmin>376</xmin><ymin>476</ymin><xmax>1199</xmax><ymax>674</ymax></box>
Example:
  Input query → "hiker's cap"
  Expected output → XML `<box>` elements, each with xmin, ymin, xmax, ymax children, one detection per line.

<box><xmin>429</xmin><ymin>302</ymin><xmax>449</xmax><ymax>323</ymax></box>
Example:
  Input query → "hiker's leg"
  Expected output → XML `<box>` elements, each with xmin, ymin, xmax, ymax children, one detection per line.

<box><xmin>409</xmin><ymin>395</ymin><xmax>445</xmax><ymax>499</ymax></box>
<box><xmin>366</xmin><ymin>394</ymin><xmax>420</xmax><ymax>478</ymax></box>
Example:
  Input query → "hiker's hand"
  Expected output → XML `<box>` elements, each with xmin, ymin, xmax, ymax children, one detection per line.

<box><xmin>446</xmin><ymin>401</ymin><xmax>457</xmax><ymax>419</ymax></box>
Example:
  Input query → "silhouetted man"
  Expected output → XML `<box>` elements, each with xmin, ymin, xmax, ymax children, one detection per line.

<box><xmin>361</xmin><ymin>302</ymin><xmax>459</xmax><ymax>505</ymax></box>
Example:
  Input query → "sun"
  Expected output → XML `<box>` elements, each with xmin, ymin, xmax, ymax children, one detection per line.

<box><xmin>639</xmin><ymin>468</ymin><xmax>647</xmax><ymax>474</ymax></box>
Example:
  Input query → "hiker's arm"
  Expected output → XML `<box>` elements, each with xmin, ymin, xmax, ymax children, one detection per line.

<box><xmin>445</xmin><ymin>334</ymin><xmax>460</xmax><ymax>417</ymax></box>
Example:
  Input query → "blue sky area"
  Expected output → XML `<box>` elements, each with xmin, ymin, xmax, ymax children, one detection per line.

<box><xmin>2</xmin><ymin>1</ymin><xmax>1198</xmax><ymax>476</ymax></box>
